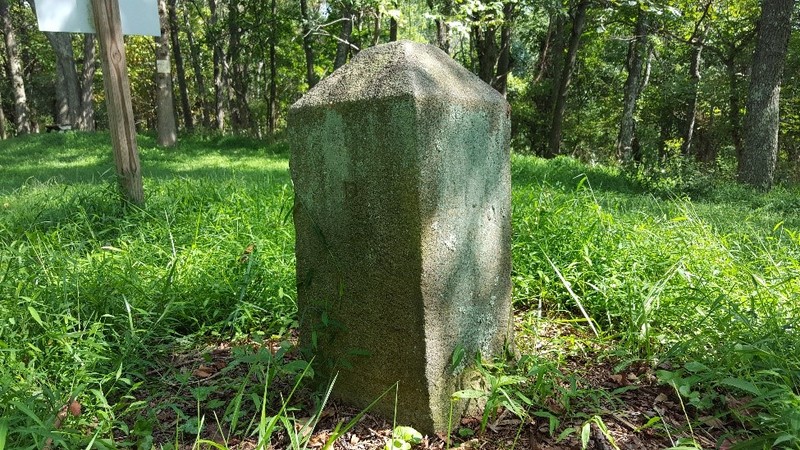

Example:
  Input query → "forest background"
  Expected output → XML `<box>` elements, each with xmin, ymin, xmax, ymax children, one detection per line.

<box><xmin>1</xmin><ymin>0</ymin><xmax>799</xmax><ymax>190</ymax></box>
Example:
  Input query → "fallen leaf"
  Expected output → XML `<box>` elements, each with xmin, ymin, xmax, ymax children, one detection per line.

<box><xmin>699</xmin><ymin>416</ymin><xmax>724</xmax><ymax>428</ymax></box>
<box><xmin>193</xmin><ymin>365</ymin><xmax>214</xmax><ymax>378</ymax></box>
<box><xmin>69</xmin><ymin>400</ymin><xmax>81</xmax><ymax>417</ymax></box>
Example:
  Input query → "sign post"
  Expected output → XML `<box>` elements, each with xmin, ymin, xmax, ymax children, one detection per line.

<box><xmin>91</xmin><ymin>0</ymin><xmax>143</xmax><ymax>205</ymax></box>
<box><xmin>35</xmin><ymin>0</ymin><xmax>159</xmax><ymax>206</ymax></box>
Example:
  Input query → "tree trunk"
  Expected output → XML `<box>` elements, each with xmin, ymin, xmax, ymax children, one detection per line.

<box><xmin>389</xmin><ymin>18</ymin><xmax>398</xmax><ymax>41</ymax></box>
<box><xmin>546</xmin><ymin>0</ymin><xmax>590</xmax><ymax>158</ymax></box>
<box><xmin>334</xmin><ymin>5</ymin><xmax>353</xmax><ymax>69</ymax></box>
<box><xmin>682</xmin><ymin>32</ymin><xmax>706</xmax><ymax>157</ymax></box>
<box><xmin>44</xmin><ymin>32</ymin><xmax>81</xmax><ymax>127</ymax></box>
<box><xmin>227</xmin><ymin>0</ymin><xmax>251</xmax><ymax>132</ymax></box>
<box><xmin>156</xmin><ymin>0</ymin><xmax>177</xmax><ymax>146</ymax></box>
<box><xmin>0</xmin><ymin>89</ymin><xmax>6</xmax><ymax>139</ymax></box>
<box><xmin>473</xmin><ymin>24</ymin><xmax>498</xmax><ymax>85</ymax></box>
<box><xmin>299</xmin><ymin>0</ymin><xmax>319</xmax><ymax>88</ymax></box>
<box><xmin>78</xmin><ymin>34</ymin><xmax>96</xmax><ymax>131</ymax></box>
<box><xmin>372</xmin><ymin>10</ymin><xmax>382</xmax><ymax>46</ymax></box>
<box><xmin>725</xmin><ymin>55</ymin><xmax>744</xmax><ymax>162</ymax></box>
<box><xmin>616</xmin><ymin>8</ymin><xmax>649</xmax><ymax>164</ymax></box>
<box><xmin>426</xmin><ymin>0</ymin><xmax>451</xmax><ymax>53</ymax></box>
<box><xmin>183</xmin><ymin>1</ymin><xmax>211</xmax><ymax>128</ymax></box>
<box><xmin>210</xmin><ymin>0</ymin><xmax>226</xmax><ymax>131</ymax></box>
<box><xmin>268</xmin><ymin>6</ymin><xmax>279</xmax><ymax>129</ymax></box>
<box><xmin>738</xmin><ymin>0</ymin><xmax>794</xmax><ymax>189</ymax></box>
<box><xmin>268</xmin><ymin>0</ymin><xmax>278</xmax><ymax>135</ymax></box>
<box><xmin>169</xmin><ymin>0</ymin><xmax>192</xmax><ymax>130</ymax></box>
<box><xmin>0</xmin><ymin>0</ymin><xmax>31</xmax><ymax>134</ymax></box>
<box><xmin>492</xmin><ymin>2</ymin><xmax>513</xmax><ymax>97</ymax></box>
<box><xmin>529</xmin><ymin>12</ymin><xmax>565</xmax><ymax>156</ymax></box>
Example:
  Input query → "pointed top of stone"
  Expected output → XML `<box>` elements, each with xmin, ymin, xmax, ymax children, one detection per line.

<box><xmin>291</xmin><ymin>40</ymin><xmax>506</xmax><ymax>110</ymax></box>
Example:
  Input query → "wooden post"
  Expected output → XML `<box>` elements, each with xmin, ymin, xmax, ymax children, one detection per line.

<box><xmin>91</xmin><ymin>0</ymin><xmax>144</xmax><ymax>205</ymax></box>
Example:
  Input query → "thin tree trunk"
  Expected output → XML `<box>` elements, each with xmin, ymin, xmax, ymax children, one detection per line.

<box><xmin>1</xmin><ymin>0</ymin><xmax>31</xmax><ymax>134</ymax></box>
<box><xmin>78</xmin><ymin>34</ymin><xmax>96</xmax><ymax>131</ymax></box>
<box><xmin>389</xmin><ymin>16</ymin><xmax>398</xmax><ymax>41</ymax></box>
<box><xmin>42</xmin><ymin>32</ymin><xmax>81</xmax><ymax>127</ymax></box>
<box><xmin>616</xmin><ymin>8</ymin><xmax>649</xmax><ymax>164</ymax></box>
<box><xmin>473</xmin><ymin>24</ymin><xmax>498</xmax><ymax>85</ymax></box>
<box><xmin>268</xmin><ymin>0</ymin><xmax>278</xmax><ymax>134</ymax></box>
<box><xmin>682</xmin><ymin>32</ymin><xmax>706</xmax><ymax>157</ymax></box>
<box><xmin>156</xmin><ymin>0</ymin><xmax>177</xmax><ymax>146</ymax></box>
<box><xmin>227</xmin><ymin>0</ymin><xmax>251</xmax><ymax>132</ymax></box>
<box><xmin>169</xmin><ymin>0</ymin><xmax>192</xmax><ymax>130</ymax></box>
<box><xmin>209</xmin><ymin>0</ymin><xmax>226</xmax><ymax>131</ymax></box>
<box><xmin>546</xmin><ymin>0</ymin><xmax>590</xmax><ymax>158</ymax></box>
<box><xmin>426</xmin><ymin>0</ymin><xmax>451</xmax><ymax>53</ymax></box>
<box><xmin>334</xmin><ymin>5</ymin><xmax>353</xmax><ymax>69</ymax></box>
<box><xmin>492</xmin><ymin>2</ymin><xmax>513</xmax><ymax>96</ymax></box>
<box><xmin>0</xmin><ymin>89</ymin><xmax>6</xmax><ymax>139</ymax></box>
<box><xmin>738</xmin><ymin>0</ymin><xmax>794</xmax><ymax>189</ymax></box>
<box><xmin>299</xmin><ymin>0</ymin><xmax>318</xmax><ymax>88</ymax></box>
<box><xmin>372</xmin><ymin>10</ymin><xmax>382</xmax><ymax>46</ymax></box>
<box><xmin>183</xmin><ymin>1</ymin><xmax>211</xmax><ymax>128</ymax></box>
<box><xmin>725</xmin><ymin>55</ymin><xmax>743</xmax><ymax>162</ymax></box>
<box><xmin>529</xmin><ymin>12</ymin><xmax>565</xmax><ymax>156</ymax></box>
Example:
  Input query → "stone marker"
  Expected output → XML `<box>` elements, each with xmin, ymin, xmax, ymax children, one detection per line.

<box><xmin>288</xmin><ymin>40</ymin><xmax>512</xmax><ymax>434</ymax></box>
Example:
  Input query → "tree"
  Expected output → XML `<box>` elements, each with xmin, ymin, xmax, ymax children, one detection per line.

<box><xmin>209</xmin><ymin>0</ymin><xmax>227</xmax><ymax>130</ymax></box>
<box><xmin>156</xmin><ymin>0</ymin><xmax>178</xmax><ymax>146</ymax></box>
<box><xmin>616</xmin><ymin>6</ymin><xmax>650</xmax><ymax>164</ymax></box>
<box><xmin>680</xmin><ymin>0</ymin><xmax>713</xmax><ymax>157</ymax></box>
<box><xmin>0</xmin><ymin>0</ymin><xmax>32</xmax><ymax>134</ymax></box>
<box><xmin>78</xmin><ymin>34</ymin><xmax>97</xmax><ymax>131</ymax></box>
<box><xmin>44</xmin><ymin>32</ymin><xmax>81</xmax><ymax>127</ymax></box>
<box><xmin>738</xmin><ymin>0</ymin><xmax>794</xmax><ymax>189</ymax></box>
<box><xmin>168</xmin><ymin>0</ymin><xmax>193</xmax><ymax>131</ymax></box>
<box><xmin>182</xmin><ymin>0</ymin><xmax>212</xmax><ymax>128</ymax></box>
<box><xmin>546</xmin><ymin>0</ymin><xmax>590</xmax><ymax>158</ymax></box>
<box><xmin>268</xmin><ymin>0</ymin><xmax>278</xmax><ymax>134</ymax></box>
<box><xmin>299</xmin><ymin>0</ymin><xmax>319</xmax><ymax>88</ymax></box>
<box><xmin>0</xmin><ymin>88</ymin><xmax>6</xmax><ymax>139</ymax></box>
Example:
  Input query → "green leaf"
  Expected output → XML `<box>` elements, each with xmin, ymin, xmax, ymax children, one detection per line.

<box><xmin>0</xmin><ymin>419</ymin><xmax>8</xmax><ymax>450</ymax></box>
<box><xmin>384</xmin><ymin>438</ymin><xmax>411</xmax><ymax>450</ymax></box>
<box><xmin>27</xmin><ymin>306</ymin><xmax>44</xmax><ymax>327</ymax></box>
<box><xmin>719</xmin><ymin>377</ymin><xmax>761</xmax><ymax>396</ymax></box>
<box><xmin>451</xmin><ymin>389</ymin><xmax>485</xmax><ymax>400</ymax></box>
<box><xmin>557</xmin><ymin>427</ymin><xmax>576</xmax><ymax>442</ymax></box>
<box><xmin>580</xmin><ymin>422</ymin><xmax>591</xmax><ymax>450</ymax></box>
<box><xmin>393</xmin><ymin>426</ymin><xmax>423</xmax><ymax>444</ymax></box>
<box><xmin>684</xmin><ymin>361</ymin><xmax>709</xmax><ymax>373</ymax></box>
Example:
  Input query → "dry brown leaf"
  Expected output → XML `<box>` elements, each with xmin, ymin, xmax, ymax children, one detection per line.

<box><xmin>69</xmin><ymin>400</ymin><xmax>81</xmax><ymax>417</ymax></box>
<box><xmin>193</xmin><ymin>365</ymin><xmax>213</xmax><ymax>378</ymax></box>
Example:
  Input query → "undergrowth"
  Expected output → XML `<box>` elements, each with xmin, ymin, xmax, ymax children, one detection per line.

<box><xmin>0</xmin><ymin>134</ymin><xmax>798</xmax><ymax>448</ymax></box>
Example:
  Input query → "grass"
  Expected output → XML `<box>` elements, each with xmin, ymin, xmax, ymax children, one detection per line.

<box><xmin>1</xmin><ymin>133</ymin><xmax>798</xmax><ymax>448</ymax></box>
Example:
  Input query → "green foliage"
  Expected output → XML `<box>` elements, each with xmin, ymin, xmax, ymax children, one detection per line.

<box><xmin>2</xmin><ymin>135</ymin><xmax>800</xmax><ymax>446</ymax></box>
<box><xmin>0</xmin><ymin>133</ymin><xmax>297</xmax><ymax>447</ymax></box>
<box><xmin>512</xmin><ymin>154</ymin><xmax>800</xmax><ymax>444</ymax></box>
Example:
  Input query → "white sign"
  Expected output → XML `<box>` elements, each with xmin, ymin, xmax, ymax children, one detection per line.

<box><xmin>34</xmin><ymin>0</ymin><xmax>161</xmax><ymax>36</ymax></box>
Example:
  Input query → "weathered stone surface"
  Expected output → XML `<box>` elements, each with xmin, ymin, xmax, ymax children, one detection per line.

<box><xmin>288</xmin><ymin>40</ymin><xmax>512</xmax><ymax>434</ymax></box>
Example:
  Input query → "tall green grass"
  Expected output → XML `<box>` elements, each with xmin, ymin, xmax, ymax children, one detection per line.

<box><xmin>512</xmin><ymin>156</ymin><xmax>800</xmax><ymax>446</ymax></box>
<box><xmin>1</xmin><ymin>134</ymin><xmax>798</xmax><ymax>447</ymax></box>
<box><xmin>0</xmin><ymin>133</ymin><xmax>298</xmax><ymax>447</ymax></box>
